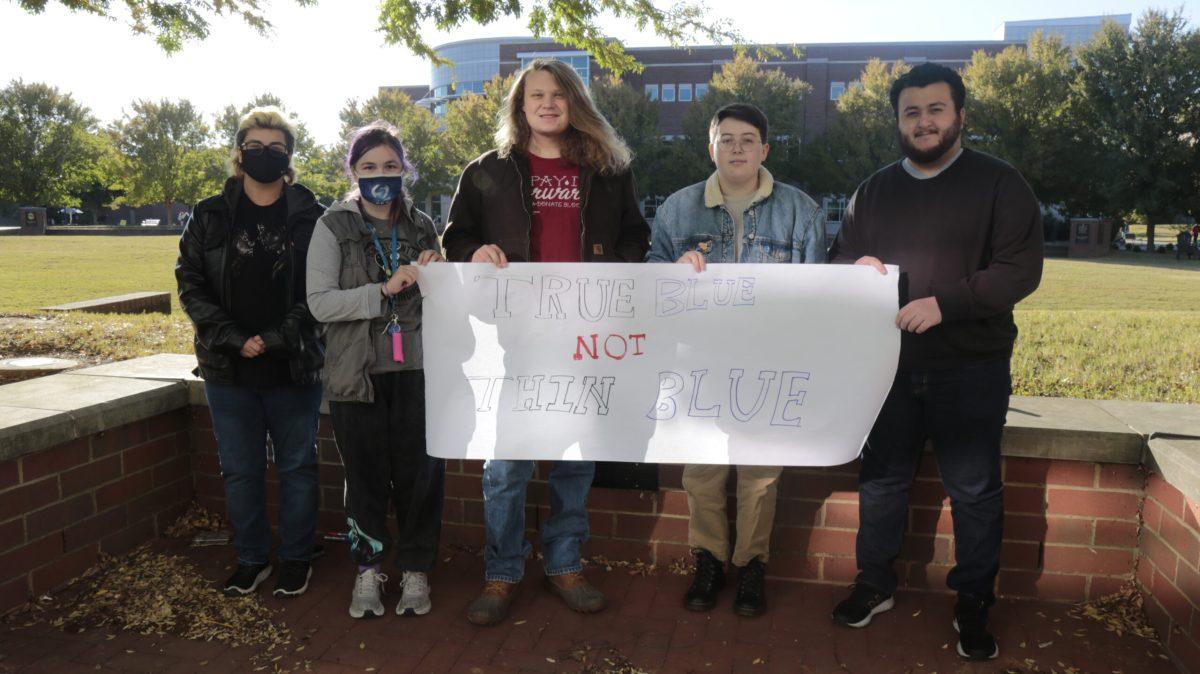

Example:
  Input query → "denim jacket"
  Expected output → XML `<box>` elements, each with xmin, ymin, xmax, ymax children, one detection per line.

<box><xmin>647</xmin><ymin>167</ymin><xmax>826</xmax><ymax>264</ymax></box>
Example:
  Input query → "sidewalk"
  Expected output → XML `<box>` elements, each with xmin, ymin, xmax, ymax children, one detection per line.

<box><xmin>0</xmin><ymin>538</ymin><xmax>1182</xmax><ymax>673</ymax></box>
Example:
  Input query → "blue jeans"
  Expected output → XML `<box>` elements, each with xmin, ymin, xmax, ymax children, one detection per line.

<box><xmin>855</xmin><ymin>358</ymin><xmax>1011</xmax><ymax>599</ymax></box>
<box><xmin>482</xmin><ymin>459</ymin><xmax>594</xmax><ymax>582</ymax></box>
<box><xmin>205</xmin><ymin>381</ymin><xmax>322</xmax><ymax>565</ymax></box>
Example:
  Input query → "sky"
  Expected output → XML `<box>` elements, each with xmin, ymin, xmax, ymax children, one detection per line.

<box><xmin>0</xmin><ymin>0</ymin><xmax>1194</xmax><ymax>145</ymax></box>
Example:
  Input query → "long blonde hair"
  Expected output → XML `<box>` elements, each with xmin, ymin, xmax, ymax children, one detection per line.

<box><xmin>495</xmin><ymin>58</ymin><xmax>631</xmax><ymax>175</ymax></box>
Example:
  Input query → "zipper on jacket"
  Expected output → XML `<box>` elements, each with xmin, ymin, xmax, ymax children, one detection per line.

<box><xmin>578</xmin><ymin>169</ymin><xmax>592</xmax><ymax>261</ymax></box>
<box><xmin>510</xmin><ymin>155</ymin><xmax>534</xmax><ymax>261</ymax></box>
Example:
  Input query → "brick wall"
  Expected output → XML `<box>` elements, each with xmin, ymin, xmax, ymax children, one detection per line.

<box><xmin>191</xmin><ymin>408</ymin><xmax>1143</xmax><ymax>603</ymax></box>
<box><xmin>1137</xmin><ymin>473</ymin><xmax>1200</xmax><ymax>673</ymax></box>
<box><xmin>0</xmin><ymin>410</ymin><xmax>193</xmax><ymax>615</ymax></box>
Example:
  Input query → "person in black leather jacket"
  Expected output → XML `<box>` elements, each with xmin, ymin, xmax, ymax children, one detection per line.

<box><xmin>175</xmin><ymin>106</ymin><xmax>325</xmax><ymax>600</ymax></box>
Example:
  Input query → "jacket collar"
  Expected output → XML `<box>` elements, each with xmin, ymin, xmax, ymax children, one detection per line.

<box><xmin>326</xmin><ymin>197</ymin><xmax>417</xmax><ymax>242</ymax></box>
<box><xmin>703</xmin><ymin>167</ymin><xmax>775</xmax><ymax>209</ymax></box>
<box><xmin>217</xmin><ymin>176</ymin><xmax>318</xmax><ymax>220</ymax></box>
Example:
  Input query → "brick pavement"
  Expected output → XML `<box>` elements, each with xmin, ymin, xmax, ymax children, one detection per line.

<box><xmin>0</xmin><ymin>539</ymin><xmax>1183</xmax><ymax>673</ymax></box>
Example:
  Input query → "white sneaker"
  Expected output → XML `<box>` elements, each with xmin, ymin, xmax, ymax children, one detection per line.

<box><xmin>396</xmin><ymin>571</ymin><xmax>431</xmax><ymax>616</ymax></box>
<box><xmin>349</xmin><ymin>568</ymin><xmax>387</xmax><ymax>619</ymax></box>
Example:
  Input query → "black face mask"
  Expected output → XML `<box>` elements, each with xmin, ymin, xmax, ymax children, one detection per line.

<box><xmin>241</xmin><ymin>151</ymin><xmax>289</xmax><ymax>184</ymax></box>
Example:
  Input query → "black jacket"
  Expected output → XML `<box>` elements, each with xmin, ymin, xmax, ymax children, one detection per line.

<box><xmin>176</xmin><ymin>177</ymin><xmax>326</xmax><ymax>384</ymax></box>
<box><xmin>442</xmin><ymin>149</ymin><xmax>650</xmax><ymax>263</ymax></box>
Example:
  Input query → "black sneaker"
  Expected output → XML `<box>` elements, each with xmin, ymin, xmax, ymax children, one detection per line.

<box><xmin>732</xmin><ymin>558</ymin><xmax>767</xmax><ymax>617</ymax></box>
<box><xmin>683</xmin><ymin>549</ymin><xmax>726</xmax><ymax>612</ymax></box>
<box><xmin>831</xmin><ymin>583</ymin><xmax>894</xmax><ymax>628</ymax></box>
<box><xmin>953</xmin><ymin>594</ymin><xmax>999</xmax><ymax>661</ymax></box>
<box><xmin>273</xmin><ymin>559</ymin><xmax>313</xmax><ymax>598</ymax></box>
<box><xmin>223</xmin><ymin>562</ymin><xmax>272</xmax><ymax>597</ymax></box>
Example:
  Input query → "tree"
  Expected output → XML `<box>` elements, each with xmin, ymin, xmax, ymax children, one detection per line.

<box><xmin>114</xmin><ymin>98</ymin><xmax>218</xmax><ymax>225</ymax></box>
<box><xmin>671</xmin><ymin>56</ymin><xmax>812</xmax><ymax>191</ymax></box>
<box><xmin>213</xmin><ymin>92</ymin><xmax>316</xmax><ymax>158</ymax></box>
<box><xmin>339</xmin><ymin>90</ymin><xmax>452</xmax><ymax>209</ymax></box>
<box><xmin>0</xmin><ymin>79</ymin><xmax>100</xmax><ymax>207</ymax></box>
<box><xmin>1074</xmin><ymin>10</ymin><xmax>1200</xmax><ymax>247</ymax></box>
<box><xmin>797</xmin><ymin>59</ymin><xmax>907</xmax><ymax>197</ymax></box>
<box><xmin>442</xmin><ymin>75</ymin><xmax>511</xmax><ymax>172</ymax></box>
<box><xmin>296</xmin><ymin>143</ymin><xmax>349</xmax><ymax>206</ymax></box>
<box><xmin>964</xmin><ymin>33</ymin><xmax>1111</xmax><ymax>218</ymax></box>
<box><xmin>22</xmin><ymin>0</ymin><xmax>741</xmax><ymax>74</ymax></box>
<box><xmin>16</xmin><ymin>0</ymin><xmax>315</xmax><ymax>53</ymax></box>
<box><xmin>590</xmin><ymin>75</ymin><xmax>668</xmax><ymax>200</ymax></box>
<box><xmin>70</xmin><ymin>129</ymin><xmax>126</xmax><ymax>224</ymax></box>
<box><xmin>378</xmin><ymin>0</ymin><xmax>743</xmax><ymax>75</ymax></box>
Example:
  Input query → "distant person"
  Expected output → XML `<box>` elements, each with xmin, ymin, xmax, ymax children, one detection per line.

<box><xmin>828</xmin><ymin>63</ymin><xmax>1043</xmax><ymax>662</ymax></box>
<box><xmin>647</xmin><ymin>103</ymin><xmax>826</xmax><ymax>618</ymax></box>
<box><xmin>176</xmin><ymin>106</ymin><xmax>325</xmax><ymax>599</ymax></box>
<box><xmin>306</xmin><ymin>122</ymin><xmax>445</xmax><ymax>619</ymax></box>
<box><xmin>1177</xmin><ymin>229</ymin><xmax>1193</xmax><ymax>260</ymax></box>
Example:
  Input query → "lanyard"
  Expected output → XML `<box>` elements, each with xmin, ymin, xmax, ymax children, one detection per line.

<box><xmin>369</xmin><ymin>224</ymin><xmax>405</xmax><ymax>362</ymax></box>
<box><xmin>370</xmin><ymin>224</ymin><xmax>400</xmax><ymax>277</ymax></box>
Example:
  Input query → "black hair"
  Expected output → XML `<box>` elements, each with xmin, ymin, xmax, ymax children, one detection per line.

<box><xmin>889</xmin><ymin>62</ymin><xmax>966</xmax><ymax>117</ymax></box>
<box><xmin>708</xmin><ymin>103</ymin><xmax>769</xmax><ymax>144</ymax></box>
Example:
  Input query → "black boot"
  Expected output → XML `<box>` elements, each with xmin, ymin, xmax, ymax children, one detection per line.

<box><xmin>683</xmin><ymin>549</ymin><xmax>726</xmax><ymax>611</ymax></box>
<box><xmin>732</xmin><ymin>558</ymin><xmax>766</xmax><ymax>617</ymax></box>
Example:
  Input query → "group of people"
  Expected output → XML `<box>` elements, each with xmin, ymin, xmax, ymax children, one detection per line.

<box><xmin>176</xmin><ymin>59</ymin><xmax>1043</xmax><ymax>662</ymax></box>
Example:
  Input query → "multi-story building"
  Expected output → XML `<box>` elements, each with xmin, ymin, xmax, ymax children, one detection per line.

<box><xmin>996</xmin><ymin>13</ymin><xmax>1132</xmax><ymax>46</ymax></box>
<box><xmin>386</xmin><ymin>15</ymin><xmax>1130</xmax><ymax>226</ymax></box>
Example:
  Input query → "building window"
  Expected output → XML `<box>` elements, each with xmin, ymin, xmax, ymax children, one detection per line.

<box><xmin>679</xmin><ymin>83</ymin><xmax>693</xmax><ymax>102</ymax></box>
<box><xmin>456</xmin><ymin>81</ymin><xmax>485</xmax><ymax>95</ymax></box>
<box><xmin>644</xmin><ymin>84</ymin><xmax>659</xmax><ymax>101</ymax></box>
<box><xmin>643</xmin><ymin>195</ymin><xmax>666</xmax><ymax>219</ymax></box>
<box><xmin>519</xmin><ymin>52</ymin><xmax>590</xmax><ymax>86</ymax></box>
<box><xmin>696</xmin><ymin>83</ymin><xmax>709</xmax><ymax>99</ymax></box>
<box><xmin>830</xmin><ymin>82</ymin><xmax>846</xmax><ymax>101</ymax></box>
<box><xmin>824</xmin><ymin>196</ymin><xmax>848</xmax><ymax>222</ymax></box>
<box><xmin>662</xmin><ymin>84</ymin><xmax>676</xmax><ymax>102</ymax></box>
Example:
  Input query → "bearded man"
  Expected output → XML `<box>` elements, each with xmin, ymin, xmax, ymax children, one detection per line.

<box><xmin>826</xmin><ymin>62</ymin><xmax>1044</xmax><ymax>662</ymax></box>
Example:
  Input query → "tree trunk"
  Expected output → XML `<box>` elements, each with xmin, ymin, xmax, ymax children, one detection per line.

<box><xmin>1147</xmin><ymin>220</ymin><xmax>1156</xmax><ymax>250</ymax></box>
<box><xmin>165</xmin><ymin>201</ymin><xmax>173</xmax><ymax>228</ymax></box>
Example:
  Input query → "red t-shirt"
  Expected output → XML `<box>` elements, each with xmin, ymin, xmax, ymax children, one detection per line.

<box><xmin>528</xmin><ymin>153</ymin><xmax>582</xmax><ymax>262</ymax></box>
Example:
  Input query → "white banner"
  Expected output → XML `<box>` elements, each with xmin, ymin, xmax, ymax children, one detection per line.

<box><xmin>420</xmin><ymin>263</ymin><xmax>899</xmax><ymax>466</ymax></box>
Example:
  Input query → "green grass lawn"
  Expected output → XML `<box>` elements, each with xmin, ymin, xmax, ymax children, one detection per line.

<box><xmin>0</xmin><ymin>236</ymin><xmax>182</xmax><ymax>313</ymax></box>
<box><xmin>0</xmin><ymin>238</ymin><xmax>1197</xmax><ymax>403</ymax></box>
<box><xmin>1126</xmin><ymin>224</ymin><xmax>1192</xmax><ymax>241</ymax></box>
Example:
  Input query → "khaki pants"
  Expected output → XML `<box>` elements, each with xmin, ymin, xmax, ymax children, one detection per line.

<box><xmin>682</xmin><ymin>464</ymin><xmax>783</xmax><ymax>567</ymax></box>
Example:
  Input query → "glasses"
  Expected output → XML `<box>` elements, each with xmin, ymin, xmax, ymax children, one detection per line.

<box><xmin>716</xmin><ymin>137</ymin><xmax>762</xmax><ymax>152</ymax></box>
<box><xmin>240</xmin><ymin>141</ymin><xmax>289</xmax><ymax>157</ymax></box>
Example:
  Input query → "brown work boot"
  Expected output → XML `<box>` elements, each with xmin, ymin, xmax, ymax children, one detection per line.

<box><xmin>545</xmin><ymin>571</ymin><xmax>606</xmax><ymax>613</ymax></box>
<box><xmin>467</xmin><ymin>580</ymin><xmax>517</xmax><ymax>626</ymax></box>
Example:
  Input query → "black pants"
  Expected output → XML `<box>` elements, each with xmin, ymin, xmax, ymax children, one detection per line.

<box><xmin>329</xmin><ymin>371</ymin><xmax>444</xmax><ymax>572</ymax></box>
<box><xmin>855</xmin><ymin>358</ymin><xmax>1011</xmax><ymax>599</ymax></box>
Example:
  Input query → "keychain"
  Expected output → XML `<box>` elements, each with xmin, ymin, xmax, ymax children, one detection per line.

<box><xmin>385</xmin><ymin>315</ymin><xmax>404</xmax><ymax>363</ymax></box>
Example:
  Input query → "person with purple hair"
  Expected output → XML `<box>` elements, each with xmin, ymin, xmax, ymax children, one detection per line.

<box><xmin>306</xmin><ymin>121</ymin><xmax>445</xmax><ymax>619</ymax></box>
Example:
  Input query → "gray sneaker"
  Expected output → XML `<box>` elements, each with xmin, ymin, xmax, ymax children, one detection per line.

<box><xmin>396</xmin><ymin>571</ymin><xmax>432</xmax><ymax>616</ymax></box>
<box><xmin>349</xmin><ymin>568</ymin><xmax>387</xmax><ymax>619</ymax></box>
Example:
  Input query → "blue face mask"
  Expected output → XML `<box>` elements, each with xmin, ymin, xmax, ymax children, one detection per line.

<box><xmin>358</xmin><ymin>175</ymin><xmax>405</xmax><ymax>205</ymax></box>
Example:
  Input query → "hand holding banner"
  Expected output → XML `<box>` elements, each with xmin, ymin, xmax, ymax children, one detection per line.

<box><xmin>420</xmin><ymin>263</ymin><xmax>899</xmax><ymax>466</ymax></box>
